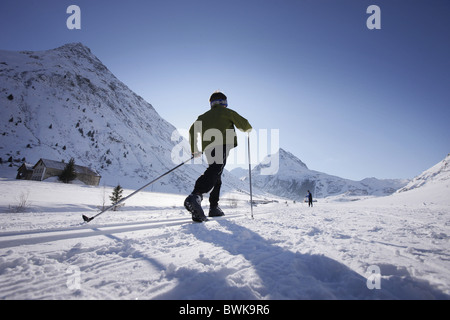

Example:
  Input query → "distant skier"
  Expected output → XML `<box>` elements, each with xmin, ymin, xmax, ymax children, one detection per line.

<box><xmin>307</xmin><ymin>190</ymin><xmax>313</xmax><ymax>207</ymax></box>
<box><xmin>184</xmin><ymin>91</ymin><xmax>252</xmax><ymax>222</ymax></box>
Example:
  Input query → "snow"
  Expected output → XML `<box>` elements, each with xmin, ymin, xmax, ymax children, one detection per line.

<box><xmin>0</xmin><ymin>176</ymin><xmax>448</xmax><ymax>300</ymax></box>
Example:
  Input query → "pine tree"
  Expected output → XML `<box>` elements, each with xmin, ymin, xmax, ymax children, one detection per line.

<box><xmin>110</xmin><ymin>184</ymin><xmax>124</xmax><ymax>211</ymax></box>
<box><xmin>59</xmin><ymin>158</ymin><xmax>77</xmax><ymax>183</ymax></box>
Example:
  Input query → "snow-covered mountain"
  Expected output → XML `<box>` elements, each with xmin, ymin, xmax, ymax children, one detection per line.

<box><xmin>0</xmin><ymin>43</ymin><xmax>247</xmax><ymax>194</ymax></box>
<box><xmin>398</xmin><ymin>153</ymin><xmax>450</xmax><ymax>193</ymax></box>
<box><xmin>389</xmin><ymin>153</ymin><xmax>450</xmax><ymax>206</ymax></box>
<box><xmin>251</xmin><ymin>148</ymin><xmax>409</xmax><ymax>201</ymax></box>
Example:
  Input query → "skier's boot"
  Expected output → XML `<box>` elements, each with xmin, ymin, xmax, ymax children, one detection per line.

<box><xmin>209</xmin><ymin>205</ymin><xmax>225</xmax><ymax>217</ymax></box>
<box><xmin>184</xmin><ymin>194</ymin><xmax>208</xmax><ymax>222</ymax></box>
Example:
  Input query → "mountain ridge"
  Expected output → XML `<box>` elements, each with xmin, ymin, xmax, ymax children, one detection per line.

<box><xmin>250</xmin><ymin>148</ymin><xmax>409</xmax><ymax>201</ymax></box>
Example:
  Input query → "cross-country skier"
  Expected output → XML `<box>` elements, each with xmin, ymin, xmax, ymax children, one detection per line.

<box><xmin>307</xmin><ymin>190</ymin><xmax>313</xmax><ymax>207</ymax></box>
<box><xmin>184</xmin><ymin>91</ymin><xmax>252</xmax><ymax>222</ymax></box>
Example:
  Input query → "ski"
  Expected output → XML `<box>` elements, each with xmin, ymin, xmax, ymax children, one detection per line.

<box><xmin>191</xmin><ymin>212</ymin><xmax>245</xmax><ymax>223</ymax></box>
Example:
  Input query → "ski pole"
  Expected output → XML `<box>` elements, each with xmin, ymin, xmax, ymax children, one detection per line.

<box><xmin>82</xmin><ymin>156</ymin><xmax>194</xmax><ymax>223</ymax></box>
<box><xmin>247</xmin><ymin>133</ymin><xmax>254</xmax><ymax>219</ymax></box>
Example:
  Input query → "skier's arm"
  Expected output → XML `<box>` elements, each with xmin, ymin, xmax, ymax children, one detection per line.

<box><xmin>189</xmin><ymin>120</ymin><xmax>202</xmax><ymax>156</ymax></box>
<box><xmin>231</xmin><ymin>111</ymin><xmax>252</xmax><ymax>133</ymax></box>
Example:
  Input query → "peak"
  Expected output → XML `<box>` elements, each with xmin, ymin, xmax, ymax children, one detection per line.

<box><xmin>52</xmin><ymin>42</ymin><xmax>93</xmax><ymax>57</ymax></box>
<box><xmin>43</xmin><ymin>43</ymin><xmax>97</xmax><ymax>65</ymax></box>
<box><xmin>278</xmin><ymin>148</ymin><xmax>293</xmax><ymax>157</ymax></box>
<box><xmin>48</xmin><ymin>43</ymin><xmax>108</xmax><ymax>72</ymax></box>
<box><xmin>278</xmin><ymin>148</ymin><xmax>308</xmax><ymax>169</ymax></box>
<box><xmin>57</xmin><ymin>42</ymin><xmax>89</xmax><ymax>50</ymax></box>
<box><xmin>275</xmin><ymin>148</ymin><xmax>294</xmax><ymax>159</ymax></box>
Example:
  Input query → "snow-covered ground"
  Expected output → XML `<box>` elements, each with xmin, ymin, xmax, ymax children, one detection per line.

<box><xmin>0</xmin><ymin>178</ymin><xmax>448</xmax><ymax>300</ymax></box>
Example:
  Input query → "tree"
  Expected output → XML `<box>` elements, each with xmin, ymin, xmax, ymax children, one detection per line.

<box><xmin>59</xmin><ymin>158</ymin><xmax>77</xmax><ymax>183</ymax></box>
<box><xmin>110</xmin><ymin>184</ymin><xmax>124</xmax><ymax>211</ymax></box>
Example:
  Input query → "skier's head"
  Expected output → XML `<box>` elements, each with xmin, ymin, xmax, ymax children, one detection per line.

<box><xmin>210</xmin><ymin>91</ymin><xmax>227</xmax><ymax>108</ymax></box>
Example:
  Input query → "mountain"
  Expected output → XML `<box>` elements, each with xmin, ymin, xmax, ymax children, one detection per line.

<box><xmin>357</xmin><ymin>153</ymin><xmax>450</xmax><ymax>207</ymax></box>
<box><xmin>229</xmin><ymin>167</ymin><xmax>248</xmax><ymax>179</ymax></box>
<box><xmin>397</xmin><ymin>154</ymin><xmax>450</xmax><ymax>193</ymax></box>
<box><xmin>390</xmin><ymin>153</ymin><xmax>450</xmax><ymax>206</ymax></box>
<box><xmin>251</xmin><ymin>148</ymin><xmax>409</xmax><ymax>201</ymax></box>
<box><xmin>0</xmin><ymin>43</ymin><xmax>247</xmax><ymax>194</ymax></box>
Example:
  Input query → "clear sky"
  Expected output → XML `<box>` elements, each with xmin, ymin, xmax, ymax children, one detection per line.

<box><xmin>1</xmin><ymin>0</ymin><xmax>449</xmax><ymax>180</ymax></box>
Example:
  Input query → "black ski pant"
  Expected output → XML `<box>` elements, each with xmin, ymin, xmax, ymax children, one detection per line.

<box><xmin>193</xmin><ymin>145</ymin><xmax>230</xmax><ymax>207</ymax></box>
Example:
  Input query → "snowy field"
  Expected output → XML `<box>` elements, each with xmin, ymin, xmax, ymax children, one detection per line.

<box><xmin>0</xmin><ymin>178</ymin><xmax>449</xmax><ymax>300</ymax></box>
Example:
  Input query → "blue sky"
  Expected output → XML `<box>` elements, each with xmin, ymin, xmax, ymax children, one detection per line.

<box><xmin>1</xmin><ymin>0</ymin><xmax>449</xmax><ymax>180</ymax></box>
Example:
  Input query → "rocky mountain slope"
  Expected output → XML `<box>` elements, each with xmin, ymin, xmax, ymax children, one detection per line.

<box><xmin>0</xmin><ymin>43</ymin><xmax>248</xmax><ymax>194</ymax></box>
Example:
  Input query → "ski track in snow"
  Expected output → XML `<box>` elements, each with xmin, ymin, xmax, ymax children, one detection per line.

<box><xmin>0</xmin><ymin>180</ymin><xmax>449</xmax><ymax>300</ymax></box>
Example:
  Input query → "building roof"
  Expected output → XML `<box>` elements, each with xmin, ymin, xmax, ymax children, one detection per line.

<box><xmin>18</xmin><ymin>163</ymin><xmax>34</xmax><ymax>171</ymax></box>
<box><xmin>33</xmin><ymin>158</ymin><xmax>101</xmax><ymax>177</ymax></box>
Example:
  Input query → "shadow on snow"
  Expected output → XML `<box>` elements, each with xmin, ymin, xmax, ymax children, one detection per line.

<box><xmin>152</xmin><ymin>219</ymin><xmax>449</xmax><ymax>300</ymax></box>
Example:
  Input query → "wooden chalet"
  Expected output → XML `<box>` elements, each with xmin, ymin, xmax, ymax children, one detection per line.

<box><xmin>25</xmin><ymin>158</ymin><xmax>101</xmax><ymax>186</ymax></box>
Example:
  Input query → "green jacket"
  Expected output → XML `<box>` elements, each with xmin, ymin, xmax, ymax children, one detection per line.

<box><xmin>189</xmin><ymin>105</ymin><xmax>252</xmax><ymax>153</ymax></box>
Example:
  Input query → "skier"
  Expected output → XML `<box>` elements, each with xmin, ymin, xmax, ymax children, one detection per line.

<box><xmin>307</xmin><ymin>190</ymin><xmax>313</xmax><ymax>207</ymax></box>
<box><xmin>184</xmin><ymin>91</ymin><xmax>252</xmax><ymax>222</ymax></box>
